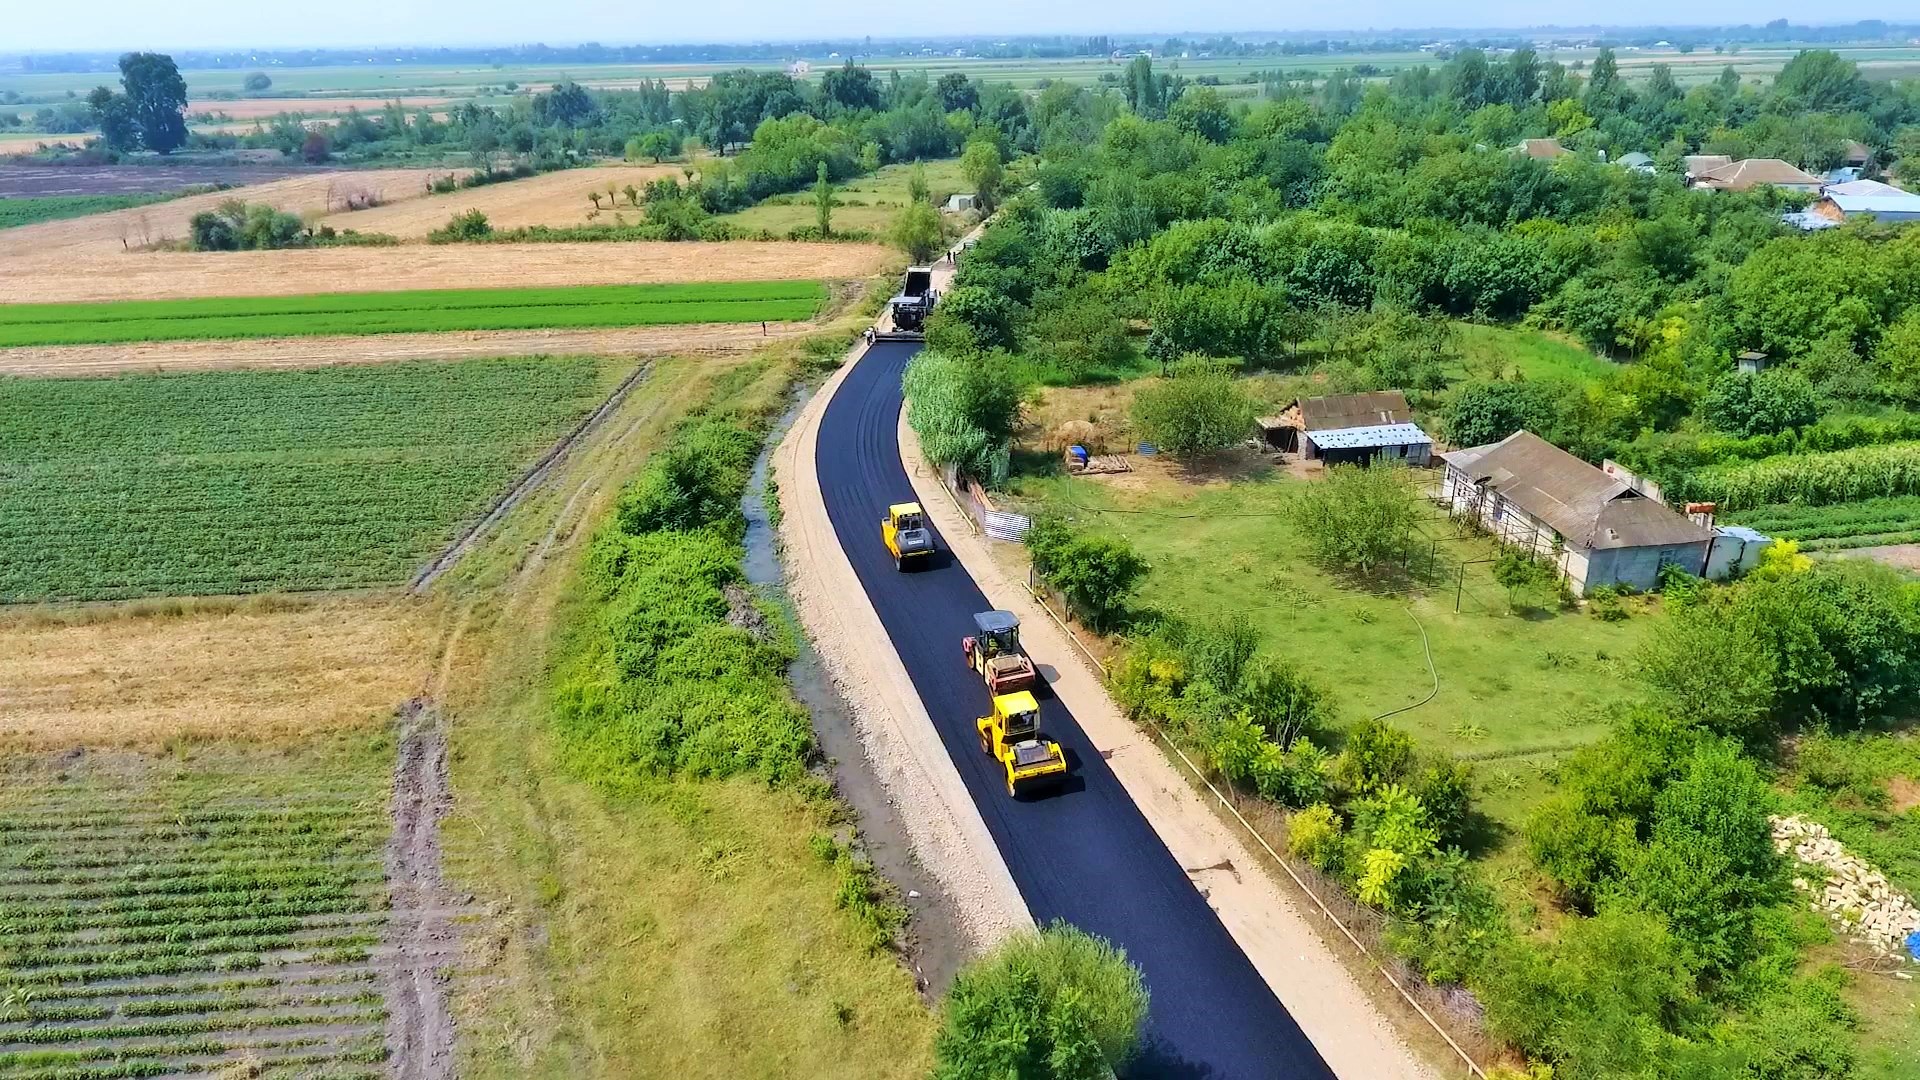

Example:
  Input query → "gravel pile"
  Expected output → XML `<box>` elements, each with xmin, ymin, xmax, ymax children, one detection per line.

<box><xmin>1772</xmin><ymin>813</ymin><xmax>1920</xmax><ymax>960</ymax></box>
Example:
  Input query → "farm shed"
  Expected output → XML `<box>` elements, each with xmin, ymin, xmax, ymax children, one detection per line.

<box><xmin>1805</xmin><ymin>179</ymin><xmax>1920</xmax><ymax>225</ymax></box>
<box><xmin>943</xmin><ymin>193</ymin><xmax>980</xmax><ymax>213</ymax></box>
<box><xmin>1439</xmin><ymin>431</ymin><xmax>1715</xmax><ymax>596</ymax></box>
<box><xmin>1268</xmin><ymin>391</ymin><xmax>1433</xmax><ymax>465</ymax></box>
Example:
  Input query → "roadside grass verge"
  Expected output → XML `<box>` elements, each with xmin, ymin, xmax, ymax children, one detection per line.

<box><xmin>0</xmin><ymin>356</ymin><xmax>626</xmax><ymax>601</ymax></box>
<box><xmin>0</xmin><ymin>737</ymin><xmax>393</xmax><ymax>1076</ymax></box>
<box><xmin>441</xmin><ymin>348</ymin><xmax>935</xmax><ymax>1079</ymax></box>
<box><xmin>0</xmin><ymin>193</ymin><xmax>172</xmax><ymax>230</ymax></box>
<box><xmin>0</xmin><ymin>281</ymin><xmax>827</xmax><ymax>347</ymax></box>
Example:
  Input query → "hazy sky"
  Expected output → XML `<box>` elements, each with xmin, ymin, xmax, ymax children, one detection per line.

<box><xmin>8</xmin><ymin>1</ymin><xmax>1883</xmax><ymax>53</ymax></box>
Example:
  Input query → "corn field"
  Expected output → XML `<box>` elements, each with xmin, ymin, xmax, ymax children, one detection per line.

<box><xmin>1690</xmin><ymin>441</ymin><xmax>1920</xmax><ymax>512</ymax></box>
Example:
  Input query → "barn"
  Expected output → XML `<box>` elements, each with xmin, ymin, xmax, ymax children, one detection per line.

<box><xmin>1261</xmin><ymin>391</ymin><xmax>1433</xmax><ymax>466</ymax></box>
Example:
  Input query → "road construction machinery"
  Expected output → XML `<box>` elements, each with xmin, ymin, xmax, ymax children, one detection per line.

<box><xmin>963</xmin><ymin>610</ymin><xmax>1038</xmax><ymax>695</ymax></box>
<box><xmin>976</xmin><ymin>690</ymin><xmax>1067</xmax><ymax>797</ymax></box>
<box><xmin>887</xmin><ymin>266</ymin><xmax>935</xmax><ymax>334</ymax></box>
<box><xmin>881</xmin><ymin>501</ymin><xmax>935</xmax><ymax>570</ymax></box>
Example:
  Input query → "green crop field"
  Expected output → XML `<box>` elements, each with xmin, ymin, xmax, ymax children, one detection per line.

<box><xmin>0</xmin><ymin>194</ymin><xmax>172</xmax><ymax>230</ymax></box>
<box><xmin>0</xmin><ymin>281</ymin><xmax>826</xmax><ymax>348</ymax></box>
<box><xmin>0</xmin><ymin>356</ymin><xmax>627</xmax><ymax>602</ymax></box>
<box><xmin>718</xmin><ymin>157</ymin><xmax>969</xmax><ymax>235</ymax></box>
<box><xmin>0</xmin><ymin>741</ymin><xmax>392</xmax><ymax>1078</ymax></box>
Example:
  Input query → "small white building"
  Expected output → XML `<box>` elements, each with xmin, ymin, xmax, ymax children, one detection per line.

<box><xmin>943</xmin><ymin>193</ymin><xmax>979</xmax><ymax>213</ymax></box>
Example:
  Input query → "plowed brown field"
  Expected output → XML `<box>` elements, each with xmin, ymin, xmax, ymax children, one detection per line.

<box><xmin>0</xmin><ymin>167</ymin><xmax>436</xmax><ymax>259</ymax></box>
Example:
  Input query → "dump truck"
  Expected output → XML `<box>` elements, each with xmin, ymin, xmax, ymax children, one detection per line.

<box><xmin>976</xmin><ymin>691</ymin><xmax>1067</xmax><ymax>797</ymax></box>
<box><xmin>963</xmin><ymin>610</ymin><xmax>1037</xmax><ymax>695</ymax></box>
<box><xmin>881</xmin><ymin>501</ymin><xmax>935</xmax><ymax>570</ymax></box>
<box><xmin>887</xmin><ymin>266</ymin><xmax>935</xmax><ymax>333</ymax></box>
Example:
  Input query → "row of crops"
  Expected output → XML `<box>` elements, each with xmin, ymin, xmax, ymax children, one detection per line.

<box><xmin>0</xmin><ymin>744</ymin><xmax>393</xmax><ymax>1078</ymax></box>
<box><xmin>0</xmin><ymin>281</ymin><xmax>827</xmax><ymax>347</ymax></box>
<box><xmin>1723</xmin><ymin>494</ymin><xmax>1920</xmax><ymax>551</ymax></box>
<box><xmin>0</xmin><ymin>356</ymin><xmax>626</xmax><ymax>602</ymax></box>
<box><xmin>1687</xmin><ymin>440</ymin><xmax>1920</xmax><ymax>512</ymax></box>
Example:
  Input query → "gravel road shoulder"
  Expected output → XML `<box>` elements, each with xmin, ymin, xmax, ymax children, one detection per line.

<box><xmin>898</xmin><ymin>412</ymin><xmax>1439</xmax><ymax>1080</ymax></box>
<box><xmin>775</xmin><ymin>341</ymin><xmax>1030</xmax><ymax>950</ymax></box>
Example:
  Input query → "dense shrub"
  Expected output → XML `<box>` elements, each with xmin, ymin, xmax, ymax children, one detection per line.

<box><xmin>1294</xmin><ymin>463</ymin><xmax>1422</xmax><ymax>575</ymax></box>
<box><xmin>902</xmin><ymin>350</ymin><xmax>1023</xmax><ymax>483</ymax></box>
<box><xmin>1128</xmin><ymin>364</ymin><xmax>1256</xmax><ymax>455</ymax></box>
<box><xmin>1026</xmin><ymin>516</ymin><xmax>1147</xmax><ymax>632</ymax></box>
<box><xmin>933</xmin><ymin>924</ymin><xmax>1149</xmax><ymax>1080</ymax></box>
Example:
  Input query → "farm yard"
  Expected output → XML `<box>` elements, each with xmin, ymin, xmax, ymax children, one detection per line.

<box><xmin>0</xmin><ymin>741</ymin><xmax>396</xmax><ymax>1079</ymax></box>
<box><xmin>0</xmin><ymin>240</ymin><xmax>892</xmax><ymax>303</ymax></box>
<box><xmin>0</xmin><ymin>356</ymin><xmax>629</xmax><ymax>601</ymax></box>
<box><xmin>0</xmin><ymin>281</ymin><xmax>826</xmax><ymax>346</ymax></box>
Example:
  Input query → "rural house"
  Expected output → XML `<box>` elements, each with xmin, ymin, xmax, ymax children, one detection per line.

<box><xmin>1809</xmin><ymin>178</ymin><xmax>1920</xmax><ymax>224</ymax></box>
<box><xmin>1439</xmin><ymin>431</ymin><xmax>1716</xmax><ymax>595</ymax></box>
<box><xmin>1683</xmin><ymin>154</ymin><xmax>1733</xmax><ymax>180</ymax></box>
<box><xmin>1263</xmin><ymin>391</ymin><xmax>1433</xmax><ymax>466</ymax></box>
<box><xmin>1512</xmin><ymin>137</ymin><xmax>1570</xmax><ymax>159</ymax></box>
<box><xmin>1691</xmin><ymin>158</ymin><xmax>1825</xmax><ymax>193</ymax></box>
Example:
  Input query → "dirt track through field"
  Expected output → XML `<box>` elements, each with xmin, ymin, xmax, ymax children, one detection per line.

<box><xmin>0</xmin><ymin>322</ymin><xmax>813</xmax><ymax>376</ymax></box>
<box><xmin>381</xmin><ymin>698</ymin><xmax>465</xmax><ymax>1080</ymax></box>
<box><xmin>0</xmin><ymin>240</ymin><xmax>894</xmax><ymax>303</ymax></box>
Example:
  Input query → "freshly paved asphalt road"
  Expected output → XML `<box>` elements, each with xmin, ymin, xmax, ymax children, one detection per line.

<box><xmin>815</xmin><ymin>340</ymin><xmax>1337</xmax><ymax>1080</ymax></box>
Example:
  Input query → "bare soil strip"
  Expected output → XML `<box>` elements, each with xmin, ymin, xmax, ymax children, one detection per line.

<box><xmin>315</xmin><ymin>162</ymin><xmax>685</xmax><ymax>238</ymax></box>
<box><xmin>380</xmin><ymin>700</ymin><xmax>464</xmax><ymax>1080</ymax></box>
<box><xmin>410</xmin><ymin>362</ymin><xmax>653</xmax><ymax>592</ymax></box>
<box><xmin>0</xmin><ymin>322</ymin><xmax>810</xmax><ymax>377</ymax></box>
<box><xmin>0</xmin><ymin>240</ymin><xmax>896</xmax><ymax>304</ymax></box>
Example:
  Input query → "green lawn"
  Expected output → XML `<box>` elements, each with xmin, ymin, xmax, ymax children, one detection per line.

<box><xmin>0</xmin><ymin>356</ymin><xmax>628</xmax><ymax>601</ymax></box>
<box><xmin>1009</xmin><ymin>462</ymin><xmax>1656</xmax><ymax>819</ymax></box>
<box><xmin>0</xmin><ymin>194</ymin><xmax>172</xmax><ymax>230</ymax></box>
<box><xmin>0</xmin><ymin>281</ymin><xmax>826</xmax><ymax>347</ymax></box>
<box><xmin>716</xmin><ymin>158</ymin><xmax>969</xmax><ymax>236</ymax></box>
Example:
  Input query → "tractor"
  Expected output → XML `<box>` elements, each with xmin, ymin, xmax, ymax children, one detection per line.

<box><xmin>881</xmin><ymin>502</ymin><xmax>934</xmax><ymax>570</ymax></box>
<box><xmin>963</xmin><ymin>610</ymin><xmax>1037</xmax><ymax>695</ymax></box>
<box><xmin>976</xmin><ymin>691</ymin><xmax>1067</xmax><ymax>797</ymax></box>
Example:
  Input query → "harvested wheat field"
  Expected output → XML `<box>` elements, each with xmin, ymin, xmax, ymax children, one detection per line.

<box><xmin>0</xmin><ymin>167</ymin><xmax>436</xmax><ymax>260</ymax></box>
<box><xmin>0</xmin><ymin>596</ymin><xmax>432</xmax><ymax>749</ymax></box>
<box><xmin>0</xmin><ymin>131</ymin><xmax>86</xmax><ymax>156</ymax></box>
<box><xmin>0</xmin><ymin>240</ymin><xmax>895</xmax><ymax>303</ymax></box>
<box><xmin>0</xmin><ymin>321</ymin><xmax>813</xmax><ymax>375</ymax></box>
<box><xmin>318</xmin><ymin>161</ymin><xmax>684</xmax><ymax>237</ymax></box>
<box><xmin>190</xmin><ymin>95</ymin><xmax>453</xmax><ymax>119</ymax></box>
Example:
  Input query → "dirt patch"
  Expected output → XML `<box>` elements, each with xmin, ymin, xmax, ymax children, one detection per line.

<box><xmin>410</xmin><ymin>363</ymin><xmax>653</xmax><ymax>592</ymax></box>
<box><xmin>0</xmin><ymin>240</ymin><xmax>897</xmax><ymax>304</ymax></box>
<box><xmin>1833</xmin><ymin>544</ymin><xmax>1920</xmax><ymax>572</ymax></box>
<box><xmin>0</xmin><ymin>595</ymin><xmax>432</xmax><ymax>750</ymax></box>
<box><xmin>0</xmin><ymin>322</ymin><xmax>812</xmax><ymax>376</ymax></box>
<box><xmin>0</xmin><ymin>168</ymin><xmax>436</xmax><ymax>264</ymax></box>
<box><xmin>380</xmin><ymin>699</ymin><xmax>465</xmax><ymax>1080</ymax></box>
<box><xmin>1889</xmin><ymin>775</ymin><xmax>1920</xmax><ymax>814</ymax></box>
<box><xmin>317</xmin><ymin>163</ymin><xmax>685</xmax><ymax>238</ymax></box>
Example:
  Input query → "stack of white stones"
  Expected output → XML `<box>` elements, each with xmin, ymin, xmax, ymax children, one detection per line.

<box><xmin>1772</xmin><ymin>814</ymin><xmax>1920</xmax><ymax>961</ymax></box>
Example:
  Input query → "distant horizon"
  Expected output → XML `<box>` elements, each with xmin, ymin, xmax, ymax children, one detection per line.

<box><xmin>9</xmin><ymin>8</ymin><xmax>1920</xmax><ymax>56</ymax></box>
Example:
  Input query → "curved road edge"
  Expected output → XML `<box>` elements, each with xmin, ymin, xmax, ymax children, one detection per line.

<box><xmin>775</xmin><ymin>338</ymin><xmax>1033</xmax><ymax>949</ymax></box>
<box><xmin>896</xmin><ymin>412</ymin><xmax>1440</xmax><ymax>1080</ymax></box>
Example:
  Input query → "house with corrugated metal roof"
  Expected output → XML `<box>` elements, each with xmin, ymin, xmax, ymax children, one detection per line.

<box><xmin>1438</xmin><ymin>431</ymin><xmax>1716</xmax><ymax>594</ymax></box>
<box><xmin>1807</xmin><ymin>178</ymin><xmax>1920</xmax><ymax>225</ymax></box>
<box><xmin>1261</xmin><ymin>391</ymin><xmax>1432</xmax><ymax>466</ymax></box>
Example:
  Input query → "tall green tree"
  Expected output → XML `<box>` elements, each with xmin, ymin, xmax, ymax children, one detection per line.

<box><xmin>117</xmin><ymin>52</ymin><xmax>188</xmax><ymax>154</ymax></box>
<box><xmin>812</xmin><ymin>162</ymin><xmax>833</xmax><ymax>237</ymax></box>
<box><xmin>960</xmin><ymin>136</ymin><xmax>1004</xmax><ymax>210</ymax></box>
<box><xmin>85</xmin><ymin>85</ymin><xmax>137</xmax><ymax>152</ymax></box>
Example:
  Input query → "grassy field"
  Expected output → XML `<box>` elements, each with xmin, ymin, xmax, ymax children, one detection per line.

<box><xmin>0</xmin><ymin>738</ymin><xmax>393</xmax><ymax>1078</ymax></box>
<box><xmin>1007</xmin><ymin>454</ymin><xmax>1656</xmax><ymax>845</ymax></box>
<box><xmin>1450</xmin><ymin>323</ymin><xmax>1618</xmax><ymax>386</ymax></box>
<box><xmin>0</xmin><ymin>356</ymin><xmax>626</xmax><ymax>602</ymax></box>
<box><xmin>0</xmin><ymin>194</ymin><xmax>171</xmax><ymax>229</ymax></box>
<box><xmin>0</xmin><ymin>281</ymin><xmax>826</xmax><ymax>347</ymax></box>
<box><xmin>717</xmin><ymin>157</ymin><xmax>970</xmax><ymax>236</ymax></box>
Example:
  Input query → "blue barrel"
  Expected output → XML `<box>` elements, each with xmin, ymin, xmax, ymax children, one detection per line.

<box><xmin>1068</xmin><ymin>445</ymin><xmax>1090</xmax><ymax>464</ymax></box>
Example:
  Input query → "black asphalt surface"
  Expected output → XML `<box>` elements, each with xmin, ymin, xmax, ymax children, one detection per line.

<box><xmin>815</xmin><ymin>341</ymin><xmax>1337</xmax><ymax>1080</ymax></box>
